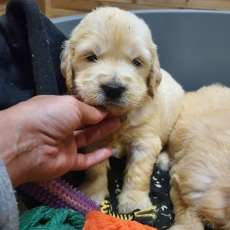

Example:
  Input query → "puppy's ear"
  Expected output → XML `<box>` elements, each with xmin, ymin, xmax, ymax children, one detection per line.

<box><xmin>147</xmin><ymin>43</ymin><xmax>162</xmax><ymax>98</ymax></box>
<box><xmin>60</xmin><ymin>40</ymin><xmax>74</xmax><ymax>93</ymax></box>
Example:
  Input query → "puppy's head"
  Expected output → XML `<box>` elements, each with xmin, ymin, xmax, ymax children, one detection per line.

<box><xmin>61</xmin><ymin>7</ymin><xmax>162</xmax><ymax>115</ymax></box>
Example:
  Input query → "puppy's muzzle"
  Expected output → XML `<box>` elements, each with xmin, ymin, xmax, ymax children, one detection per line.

<box><xmin>101</xmin><ymin>83</ymin><xmax>125</xmax><ymax>100</ymax></box>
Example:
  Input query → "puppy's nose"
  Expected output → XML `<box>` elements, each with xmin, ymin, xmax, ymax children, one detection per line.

<box><xmin>101</xmin><ymin>83</ymin><xmax>125</xmax><ymax>99</ymax></box>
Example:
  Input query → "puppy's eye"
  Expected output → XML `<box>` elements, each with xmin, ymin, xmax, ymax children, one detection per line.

<box><xmin>132</xmin><ymin>59</ymin><xmax>142</xmax><ymax>67</ymax></box>
<box><xmin>86</xmin><ymin>54</ymin><xmax>98</xmax><ymax>62</ymax></box>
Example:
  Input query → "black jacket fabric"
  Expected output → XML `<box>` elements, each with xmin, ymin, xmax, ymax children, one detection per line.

<box><xmin>0</xmin><ymin>0</ymin><xmax>67</xmax><ymax>110</ymax></box>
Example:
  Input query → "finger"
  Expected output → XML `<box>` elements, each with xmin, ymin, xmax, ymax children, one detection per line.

<box><xmin>31</xmin><ymin>95</ymin><xmax>110</xmax><ymax>126</ymax></box>
<box><xmin>74</xmin><ymin>99</ymin><xmax>110</xmax><ymax>125</ymax></box>
<box><xmin>76</xmin><ymin>113</ymin><xmax>117</xmax><ymax>130</ymax></box>
<box><xmin>74</xmin><ymin>117</ymin><xmax>120</xmax><ymax>148</ymax></box>
<box><xmin>72</xmin><ymin>99</ymin><xmax>120</xmax><ymax>125</ymax></box>
<box><xmin>71</xmin><ymin>148</ymin><xmax>113</xmax><ymax>171</ymax></box>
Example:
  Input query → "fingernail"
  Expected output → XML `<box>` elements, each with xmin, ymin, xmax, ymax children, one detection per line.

<box><xmin>118</xmin><ymin>114</ymin><xmax>127</xmax><ymax>123</ymax></box>
<box><xmin>97</xmin><ymin>105</ymin><xmax>108</xmax><ymax>112</ymax></box>
<box><xmin>112</xmin><ymin>148</ymin><xmax>118</xmax><ymax>155</ymax></box>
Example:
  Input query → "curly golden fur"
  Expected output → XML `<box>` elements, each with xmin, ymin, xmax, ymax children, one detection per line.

<box><xmin>61</xmin><ymin>7</ymin><xmax>184</xmax><ymax>213</ymax></box>
<box><xmin>158</xmin><ymin>84</ymin><xmax>230</xmax><ymax>229</ymax></box>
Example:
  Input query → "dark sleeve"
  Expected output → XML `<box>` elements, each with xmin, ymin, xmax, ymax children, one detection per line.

<box><xmin>0</xmin><ymin>157</ymin><xmax>19</xmax><ymax>230</ymax></box>
<box><xmin>0</xmin><ymin>0</ymin><xmax>67</xmax><ymax>110</ymax></box>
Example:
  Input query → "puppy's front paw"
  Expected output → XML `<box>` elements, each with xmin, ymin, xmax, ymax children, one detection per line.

<box><xmin>117</xmin><ymin>191</ymin><xmax>152</xmax><ymax>213</ymax></box>
<box><xmin>156</xmin><ymin>151</ymin><xmax>170</xmax><ymax>171</ymax></box>
<box><xmin>78</xmin><ymin>181</ymin><xmax>109</xmax><ymax>204</ymax></box>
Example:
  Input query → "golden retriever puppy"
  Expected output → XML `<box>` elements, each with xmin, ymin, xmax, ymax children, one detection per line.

<box><xmin>158</xmin><ymin>84</ymin><xmax>230</xmax><ymax>229</ymax></box>
<box><xmin>61</xmin><ymin>6</ymin><xmax>184</xmax><ymax>213</ymax></box>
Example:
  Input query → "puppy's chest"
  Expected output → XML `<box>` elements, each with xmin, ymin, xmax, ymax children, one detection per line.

<box><xmin>101</xmin><ymin>124</ymin><xmax>135</xmax><ymax>158</ymax></box>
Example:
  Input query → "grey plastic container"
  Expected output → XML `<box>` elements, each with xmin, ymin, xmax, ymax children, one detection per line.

<box><xmin>52</xmin><ymin>10</ymin><xmax>230</xmax><ymax>91</ymax></box>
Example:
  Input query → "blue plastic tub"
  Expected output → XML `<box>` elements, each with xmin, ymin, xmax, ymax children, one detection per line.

<box><xmin>52</xmin><ymin>10</ymin><xmax>230</xmax><ymax>91</ymax></box>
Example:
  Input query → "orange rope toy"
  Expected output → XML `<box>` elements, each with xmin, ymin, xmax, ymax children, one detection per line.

<box><xmin>83</xmin><ymin>210</ymin><xmax>158</xmax><ymax>230</ymax></box>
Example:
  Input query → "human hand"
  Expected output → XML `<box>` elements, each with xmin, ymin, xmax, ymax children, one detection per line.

<box><xmin>0</xmin><ymin>95</ymin><xmax>120</xmax><ymax>188</ymax></box>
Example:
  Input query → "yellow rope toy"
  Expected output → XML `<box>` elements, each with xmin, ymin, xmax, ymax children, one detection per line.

<box><xmin>100</xmin><ymin>200</ymin><xmax>159</xmax><ymax>226</ymax></box>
